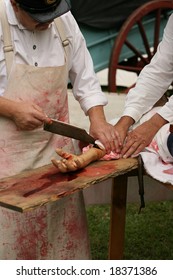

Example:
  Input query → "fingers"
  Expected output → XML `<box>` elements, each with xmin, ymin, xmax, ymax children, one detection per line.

<box><xmin>51</xmin><ymin>158</ymin><xmax>68</xmax><ymax>173</ymax></box>
<box><xmin>16</xmin><ymin>119</ymin><xmax>43</xmax><ymax>130</ymax></box>
<box><xmin>44</xmin><ymin>116</ymin><xmax>52</xmax><ymax>124</ymax></box>
<box><xmin>52</xmin><ymin>149</ymin><xmax>73</xmax><ymax>173</ymax></box>
<box><xmin>52</xmin><ymin>148</ymin><xmax>83</xmax><ymax>173</ymax></box>
<box><xmin>51</xmin><ymin>156</ymin><xmax>83</xmax><ymax>173</ymax></box>
<box><xmin>109</xmin><ymin>130</ymin><xmax>122</xmax><ymax>153</ymax></box>
<box><xmin>97</xmin><ymin>128</ymin><xmax>122</xmax><ymax>154</ymax></box>
<box><xmin>32</xmin><ymin>104</ymin><xmax>48</xmax><ymax>121</ymax></box>
<box><xmin>55</xmin><ymin>148</ymin><xmax>73</xmax><ymax>160</ymax></box>
<box><xmin>32</xmin><ymin>104</ymin><xmax>52</xmax><ymax>126</ymax></box>
<box><xmin>29</xmin><ymin>118</ymin><xmax>44</xmax><ymax>128</ymax></box>
<box><xmin>51</xmin><ymin>158</ymin><xmax>78</xmax><ymax>173</ymax></box>
<box><xmin>121</xmin><ymin>134</ymin><xmax>146</xmax><ymax>158</ymax></box>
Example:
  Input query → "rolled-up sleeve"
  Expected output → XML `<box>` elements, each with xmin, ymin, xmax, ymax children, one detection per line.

<box><xmin>62</xmin><ymin>12</ymin><xmax>108</xmax><ymax>115</ymax></box>
<box><xmin>122</xmin><ymin>13</ymin><xmax>173</xmax><ymax>123</ymax></box>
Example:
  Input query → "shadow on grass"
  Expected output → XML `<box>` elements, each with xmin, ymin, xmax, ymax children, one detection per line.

<box><xmin>86</xmin><ymin>200</ymin><xmax>173</xmax><ymax>260</ymax></box>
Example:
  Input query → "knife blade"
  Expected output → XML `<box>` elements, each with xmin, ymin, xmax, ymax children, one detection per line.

<box><xmin>44</xmin><ymin>119</ymin><xmax>96</xmax><ymax>145</ymax></box>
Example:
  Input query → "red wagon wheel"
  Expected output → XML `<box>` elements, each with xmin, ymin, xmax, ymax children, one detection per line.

<box><xmin>108</xmin><ymin>0</ymin><xmax>173</xmax><ymax>93</ymax></box>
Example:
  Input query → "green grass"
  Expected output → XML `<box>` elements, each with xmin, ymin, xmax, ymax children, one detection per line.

<box><xmin>86</xmin><ymin>200</ymin><xmax>173</xmax><ymax>260</ymax></box>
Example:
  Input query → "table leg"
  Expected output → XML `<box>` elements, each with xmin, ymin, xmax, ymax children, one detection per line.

<box><xmin>108</xmin><ymin>174</ymin><xmax>128</xmax><ymax>259</ymax></box>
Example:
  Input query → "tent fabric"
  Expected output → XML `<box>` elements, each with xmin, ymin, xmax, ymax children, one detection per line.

<box><xmin>70</xmin><ymin>0</ymin><xmax>151</xmax><ymax>29</ymax></box>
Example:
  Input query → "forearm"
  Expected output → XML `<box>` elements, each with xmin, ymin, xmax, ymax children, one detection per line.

<box><xmin>0</xmin><ymin>96</ymin><xmax>16</xmax><ymax>118</ymax></box>
<box><xmin>87</xmin><ymin>105</ymin><xmax>106</xmax><ymax>123</ymax></box>
<box><xmin>157</xmin><ymin>95</ymin><xmax>173</xmax><ymax>123</ymax></box>
<box><xmin>147</xmin><ymin>113</ymin><xmax>168</xmax><ymax>133</ymax></box>
<box><xmin>116</xmin><ymin>115</ymin><xmax>135</xmax><ymax>131</ymax></box>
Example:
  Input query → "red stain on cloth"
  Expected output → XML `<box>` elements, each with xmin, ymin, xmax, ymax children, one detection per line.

<box><xmin>0</xmin><ymin>206</ymin><xmax>50</xmax><ymax>260</ymax></box>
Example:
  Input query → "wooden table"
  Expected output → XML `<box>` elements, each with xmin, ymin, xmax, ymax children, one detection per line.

<box><xmin>0</xmin><ymin>157</ymin><xmax>138</xmax><ymax>259</ymax></box>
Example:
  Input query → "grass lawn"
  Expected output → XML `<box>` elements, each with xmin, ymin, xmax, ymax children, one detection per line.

<box><xmin>86</xmin><ymin>200</ymin><xmax>173</xmax><ymax>260</ymax></box>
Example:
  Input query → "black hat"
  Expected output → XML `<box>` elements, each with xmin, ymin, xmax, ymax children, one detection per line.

<box><xmin>16</xmin><ymin>0</ymin><xmax>71</xmax><ymax>23</ymax></box>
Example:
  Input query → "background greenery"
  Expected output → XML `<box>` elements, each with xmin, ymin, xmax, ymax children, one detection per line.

<box><xmin>86</xmin><ymin>200</ymin><xmax>173</xmax><ymax>260</ymax></box>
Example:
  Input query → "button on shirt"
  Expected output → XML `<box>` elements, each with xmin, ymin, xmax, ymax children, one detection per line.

<box><xmin>122</xmin><ymin>13</ymin><xmax>173</xmax><ymax>124</ymax></box>
<box><xmin>0</xmin><ymin>0</ymin><xmax>107</xmax><ymax>115</ymax></box>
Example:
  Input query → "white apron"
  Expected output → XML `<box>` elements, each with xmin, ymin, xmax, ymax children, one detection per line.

<box><xmin>0</xmin><ymin>3</ymin><xmax>90</xmax><ymax>259</ymax></box>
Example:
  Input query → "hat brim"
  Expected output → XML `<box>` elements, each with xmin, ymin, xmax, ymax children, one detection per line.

<box><xmin>27</xmin><ymin>0</ymin><xmax>70</xmax><ymax>23</ymax></box>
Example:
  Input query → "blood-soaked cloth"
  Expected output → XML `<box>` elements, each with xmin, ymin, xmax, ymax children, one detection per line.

<box><xmin>139</xmin><ymin>121</ymin><xmax>173</xmax><ymax>185</ymax></box>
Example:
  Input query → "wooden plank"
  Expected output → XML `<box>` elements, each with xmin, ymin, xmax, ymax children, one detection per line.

<box><xmin>0</xmin><ymin>158</ymin><xmax>138</xmax><ymax>213</ymax></box>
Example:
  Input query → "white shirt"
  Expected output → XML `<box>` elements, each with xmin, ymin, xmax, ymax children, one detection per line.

<box><xmin>0</xmin><ymin>0</ymin><xmax>107</xmax><ymax>114</ymax></box>
<box><xmin>123</xmin><ymin>13</ymin><xmax>173</xmax><ymax>123</ymax></box>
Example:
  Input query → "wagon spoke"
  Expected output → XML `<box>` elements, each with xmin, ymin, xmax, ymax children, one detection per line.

<box><xmin>137</xmin><ymin>20</ymin><xmax>152</xmax><ymax>60</ymax></box>
<box><xmin>125</xmin><ymin>40</ymin><xmax>149</xmax><ymax>64</ymax></box>
<box><xmin>154</xmin><ymin>9</ymin><xmax>161</xmax><ymax>53</ymax></box>
<box><xmin>118</xmin><ymin>65</ymin><xmax>143</xmax><ymax>72</ymax></box>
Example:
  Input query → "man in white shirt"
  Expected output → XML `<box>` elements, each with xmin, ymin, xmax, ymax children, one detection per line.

<box><xmin>0</xmin><ymin>0</ymin><xmax>118</xmax><ymax>260</ymax></box>
<box><xmin>0</xmin><ymin>0</ymin><xmax>118</xmax><ymax>157</ymax></box>
<box><xmin>113</xmin><ymin>13</ymin><xmax>173</xmax><ymax>159</ymax></box>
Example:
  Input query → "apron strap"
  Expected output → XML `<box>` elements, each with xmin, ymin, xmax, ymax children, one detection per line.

<box><xmin>0</xmin><ymin>0</ymin><xmax>14</xmax><ymax>77</ymax></box>
<box><xmin>54</xmin><ymin>17</ymin><xmax>70</xmax><ymax>59</ymax></box>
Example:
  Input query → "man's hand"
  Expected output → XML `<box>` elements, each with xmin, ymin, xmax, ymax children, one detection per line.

<box><xmin>88</xmin><ymin>105</ymin><xmax>122</xmax><ymax>153</ymax></box>
<box><xmin>11</xmin><ymin>101</ymin><xmax>50</xmax><ymax>130</ymax></box>
<box><xmin>0</xmin><ymin>96</ymin><xmax>50</xmax><ymax>130</ymax></box>
<box><xmin>121</xmin><ymin>121</ymin><xmax>154</xmax><ymax>158</ymax></box>
<box><xmin>89</xmin><ymin>120</ymin><xmax>122</xmax><ymax>153</ymax></box>
<box><xmin>121</xmin><ymin>114</ymin><xmax>168</xmax><ymax>158</ymax></box>
<box><xmin>113</xmin><ymin>115</ymin><xmax>135</xmax><ymax>155</ymax></box>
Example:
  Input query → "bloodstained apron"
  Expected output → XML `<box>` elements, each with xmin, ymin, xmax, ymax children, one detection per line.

<box><xmin>0</xmin><ymin>4</ymin><xmax>90</xmax><ymax>259</ymax></box>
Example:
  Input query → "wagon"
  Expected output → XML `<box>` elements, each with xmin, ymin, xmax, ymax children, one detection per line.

<box><xmin>69</xmin><ymin>0</ymin><xmax>173</xmax><ymax>92</ymax></box>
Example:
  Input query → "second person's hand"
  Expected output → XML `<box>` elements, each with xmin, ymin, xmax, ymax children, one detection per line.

<box><xmin>121</xmin><ymin>114</ymin><xmax>168</xmax><ymax>158</ymax></box>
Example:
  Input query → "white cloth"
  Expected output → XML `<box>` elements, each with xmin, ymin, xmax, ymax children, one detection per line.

<box><xmin>0</xmin><ymin>0</ymin><xmax>108</xmax><ymax>114</ymax></box>
<box><xmin>122</xmin><ymin>12</ymin><xmax>173</xmax><ymax>123</ymax></box>
<box><xmin>140</xmin><ymin>151</ymin><xmax>173</xmax><ymax>185</ymax></box>
<box><xmin>137</xmin><ymin>109</ymin><xmax>173</xmax><ymax>185</ymax></box>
